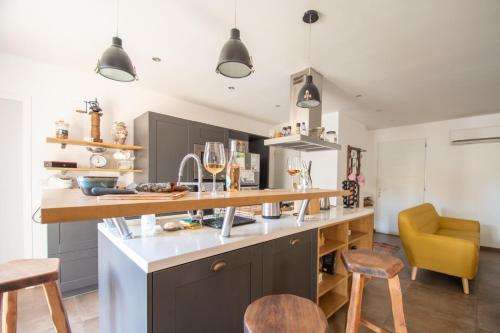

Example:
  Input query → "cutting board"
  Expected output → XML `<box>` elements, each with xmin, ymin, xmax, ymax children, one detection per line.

<box><xmin>98</xmin><ymin>191</ymin><xmax>189</xmax><ymax>201</ymax></box>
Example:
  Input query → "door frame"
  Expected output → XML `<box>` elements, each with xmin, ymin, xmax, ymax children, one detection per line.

<box><xmin>375</xmin><ymin>138</ymin><xmax>427</xmax><ymax>234</ymax></box>
<box><xmin>0</xmin><ymin>91</ymin><xmax>33</xmax><ymax>258</ymax></box>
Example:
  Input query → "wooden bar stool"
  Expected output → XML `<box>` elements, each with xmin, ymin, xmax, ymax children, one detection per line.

<box><xmin>342</xmin><ymin>249</ymin><xmax>407</xmax><ymax>333</ymax></box>
<box><xmin>0</xmin><ymin>258</ymin><xmax>71</xmax><ymax>333</ymax></box>
<box><xmin>244</xmin><ymin>294</ymin><xmax>328</xmax><ymax>333</ymax></box>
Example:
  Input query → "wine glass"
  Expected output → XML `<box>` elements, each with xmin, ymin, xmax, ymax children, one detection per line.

<box><xmin>287</xmin><ymin>156</ymin><xmax>301</xmax><ymax>191</ymax></box>
<box><xmin>203</xmin><ymin>142</ymin><xmax>226</xmax><ymax>196</ymax></box>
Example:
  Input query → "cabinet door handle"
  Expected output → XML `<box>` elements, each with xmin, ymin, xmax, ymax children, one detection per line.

<box><xmin>210</xmin><ymin>260</ymin><xmax>227</xmax><ymax>272</ymax></box>
<box><xmin>290</xmin><ymin>238</ymin><xmax>301</xmax><ymax>246</ymax></box>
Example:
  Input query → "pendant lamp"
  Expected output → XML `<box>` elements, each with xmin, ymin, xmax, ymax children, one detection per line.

<box><xmin>96</xmin><ymin>0</ymin><xmax>137</xmax><ymax>82</ymax></box>
<box><xmin>297</xmin><ymin>10</ymin><xmax>321</xmax><ymax>108</ymax></box>
<box><xmin>216</xmin><ymin>0</ymin><xmax>254</xmax><ymax>78</ymax></box>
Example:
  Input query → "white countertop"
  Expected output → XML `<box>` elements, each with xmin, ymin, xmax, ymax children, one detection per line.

<box><xmin>98</xmin><ymin>207</ymin><xmax>374</xmax><ymax>273</ymax></box>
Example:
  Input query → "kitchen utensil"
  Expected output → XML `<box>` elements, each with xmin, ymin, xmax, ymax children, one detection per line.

<box><xmin>309</xmin><ymin>127</ymin><xmax>325</xmax><ymax>140</ymax></box>
<box><xmin>261</xmin><ymin>202</ymin><xmax>281</xmax><ymax>219</ymax></box>
<box><xmin>97</xmin><ymin>191</ymin><xmax>189</xmax><ymax>200</ymax></box>
<box><xmin>320</xmin><ymin>197</ymin><xmax>331</xmax><ymax>210</ymax></box>
<box><xmin>90</xmin><ymin>187</ymin><xmax>136</xmax><ymax>196</ymax></box>
<box><xmin>77</xmin><ymin>176</ymin><xmax>118</xmax><ymax>196</ymax></box>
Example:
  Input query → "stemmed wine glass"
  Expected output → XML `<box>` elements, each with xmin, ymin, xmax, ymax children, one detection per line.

<box><xmin>287</xmin><ymin>156</ymin><xmax>301</xmax><ymax>191</ymax></box>
<box><xmin>203</xmin><ymin>142</ymin><xmax>226</xmax><ymax>196</ymax></box>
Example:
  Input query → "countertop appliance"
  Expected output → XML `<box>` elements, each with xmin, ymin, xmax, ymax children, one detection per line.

<box><xmin>261</xmin><ymin>202</ymin><xmax>281</xmax><ymax>219</ymax></box>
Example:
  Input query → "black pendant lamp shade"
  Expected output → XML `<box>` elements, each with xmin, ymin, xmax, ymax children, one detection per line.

<box><xmin>96</xmin><ymin>36</ymin><xmax>137</xmax><ymax>82</ymax></box>
<box><xmin>296</xmin><ymin>74</ymin><xmax>321</xmax><ymax>108</ymax></box>
<box><xmin>297</xmin><ymin>10</ymin><xmax>321</xmax><ymax>108</ymax></box>
<box><xmin>216</xmin><ymin>28</ymin><xmax>254</xmax><ymax>78</ymax></box>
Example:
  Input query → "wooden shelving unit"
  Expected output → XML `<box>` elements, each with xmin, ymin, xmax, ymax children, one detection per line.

<box><xmin>46</xmin><ymin>137</ymin><xmax>143</xmax><ymax>150</ymax></box>
<box><xmin>348</xmin><ymin>230</ymin><xmax>368</xmax><ymax>244</ymax></box>
<box><xmin>45</xmin><ymin>137</ymin><xmax>143</xmax><ymax>174</ymax></box>
<box><xmin>45</xmin><ymin>167</ymin><xmax>143</xmax><ymax>173</ymax></box>
<box><xmin>319</xmin><ymin>240</ymin><xmax>345</xmax><ymax>257</ymax></box>
<box><xmin>316</xmin><ymin>214</ymin><xmax>374</xmax><ymax>319</ymax></box>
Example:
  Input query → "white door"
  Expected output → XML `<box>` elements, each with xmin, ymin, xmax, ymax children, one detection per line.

<box><xmin>376</xmin><ymin>139</ymin><xmax>426</xmax><ymax>235</ymax></box>
<box><xmin>0</xmin><ymin>98</ymin><xmax>24</xmax><ymax>262</ymax></box>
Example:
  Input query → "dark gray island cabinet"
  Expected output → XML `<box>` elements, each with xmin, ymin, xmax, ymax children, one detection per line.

<box><xmin>98</xmin><ymin>229</ymin><xmax>317</xmax><ymax>333</ymax></box>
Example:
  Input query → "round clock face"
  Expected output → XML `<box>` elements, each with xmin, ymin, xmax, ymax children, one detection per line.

<box><xmin>90</xmin><ymin>154</ymin><xmax>107</xmax><ymax>168</ymax></box>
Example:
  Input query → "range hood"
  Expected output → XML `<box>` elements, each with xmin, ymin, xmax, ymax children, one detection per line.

<box><xmin>264</xmin><ymin>67</ymin><xmax>341</xmax><ymax>151</ymax></box>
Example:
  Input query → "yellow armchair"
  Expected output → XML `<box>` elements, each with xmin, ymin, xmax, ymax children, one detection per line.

<box><xmin>398</xmin><ymin>203</ymin><xmax>480</xmax><ymax>294</ymax></box>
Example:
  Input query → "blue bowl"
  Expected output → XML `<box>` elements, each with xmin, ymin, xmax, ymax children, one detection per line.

<box><xmin>77</xmin><ymin>176</ymin><xmax>118</xmax><ymax>196</ymax></box>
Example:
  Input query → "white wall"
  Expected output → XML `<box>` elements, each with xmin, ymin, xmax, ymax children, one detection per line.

<box><xmin>269</xmin><ymin>112</ymin><xmax>375</xmax><ymax>208</ymax></box>
<box><xmin>0</xmin><ymin>52</ymin><xmax>273</xmax><ymax>258</ymax></box>
<box><xmin>372</xmin><ymin>113</ymin><xmax>500</xmax><ymax>248</ymax></box>
<box><xmin>0</xmin><ymin>98</ymin><xmax>25</xmax><ymax>262</ymax></box>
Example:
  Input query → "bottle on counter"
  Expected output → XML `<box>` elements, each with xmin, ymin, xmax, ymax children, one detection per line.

<box><xmin>295</xmin><ymin>122</ymin><xmax>301</xmax><ymax>135</ymax></box>
<box><xmin>225</xmin><ymin>141</ymin><xmax>241</xmax><ymax>192</ymax></box>
<box><xmin>300</xmin><ymin>122</ymin><xmax>307</xmax><ymax>135</ymax></box>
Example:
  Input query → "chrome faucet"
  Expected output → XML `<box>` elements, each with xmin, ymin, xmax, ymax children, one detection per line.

<box><xmin>177</xmin><ymin>153</ymin><xmax>204</xmax><ymax>222</ymax></box>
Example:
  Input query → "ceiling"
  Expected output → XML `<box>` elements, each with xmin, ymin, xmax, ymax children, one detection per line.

<box><xmin>1</xmin><ymin>0</ymin><xmax>500</xmax><ymax>129</ymax></box>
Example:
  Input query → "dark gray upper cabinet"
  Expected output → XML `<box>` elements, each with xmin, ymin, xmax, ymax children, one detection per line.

<box><xmin>262</xmin><ymin>229</ymin><xmax>317</xmax><ymax>301</ymax></box>
<box><xmin>135</xmin><ymin>112</ymin><xmax>190</xmax><ymax>183</ymax></box>
<box><xmin>152</xmin><ymin>244</ymin><xmax>263</xmax><ymax>333</ymax></box>
<box><xmin>134</xmin><ymin>112</ymin><xmax>230</xmax><ymax>184</ymax></box>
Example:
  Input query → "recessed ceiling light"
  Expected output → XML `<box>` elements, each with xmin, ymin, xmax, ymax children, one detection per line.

<box><xmin>355</xmin><ymin>94</ymin><xmax>363</xmax><ymax>98</ymax></box>
<box><xmin>152</xmin><ymin>57</ymin><xmax>162</xmax><ymax>62</ymax></box>
<box><xmin>228</xmin><ymin>86</ymin><xmax>235</xmax><ymax>90</ymax></box>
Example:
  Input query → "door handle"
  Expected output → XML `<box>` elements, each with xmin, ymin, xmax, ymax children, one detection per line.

<box><xmin>210</xmin><ymin>259</ymin><xmax>227</xmax><ymax>272</ymax></box>
<box><xmin>290</xmin><ymin>238</ymin><xmax>301</xmax><ymax>246</ymax></box>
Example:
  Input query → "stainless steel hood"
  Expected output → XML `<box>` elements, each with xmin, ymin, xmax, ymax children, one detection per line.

<box><xmin>264</xmin><ymin>67</ymin><xmax>341</xmax><ymax>151</ymax></box>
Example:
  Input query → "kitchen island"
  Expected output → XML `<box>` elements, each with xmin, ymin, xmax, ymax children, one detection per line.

<box><xmin>40</xmin><ymin>189</ymin><xmax>373</xmax><ymax>333</ymax></box>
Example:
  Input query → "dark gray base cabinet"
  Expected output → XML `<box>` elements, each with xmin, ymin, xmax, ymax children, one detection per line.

<box><xmin>262</xmin><ymin>230</ymin><xmax>317</xmax><ymax>301</ymax></box>
<box><xmin>99</xmin><ymin>229</ymin><xmax>317</xmax><ymax>333</ymax></box>
<box><xmin>48</xmin><ymin>220</ymin><xmax>99</xmax><ymax>295</ymax></box>
<box><xmin>153</xmin><ymin>245</ymin><xmax>262</xmax><ymax>333</ymax></box>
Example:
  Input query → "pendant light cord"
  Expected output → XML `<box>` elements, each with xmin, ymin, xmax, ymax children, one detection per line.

<box><xmin>308</xmin><ymin>12</ymin><xmax>312</xmax><ymax>75</ymax></box>
<box><xmin>234</xmin><ymin>0</ymin><xmax>237</xmax><ymax>27</ymax></box>
<box><xmin>116</xmin><ymin>0</ymin><xmax>120</xmax><ymax>36</ymax></box>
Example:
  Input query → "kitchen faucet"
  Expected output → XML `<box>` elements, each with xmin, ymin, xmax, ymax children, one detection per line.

<box><xmin>177</xmin><ymin>153</ymin><xmax>204</xmax><ymax>222</ymax></box>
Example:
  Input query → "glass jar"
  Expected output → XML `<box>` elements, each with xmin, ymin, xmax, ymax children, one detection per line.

<box><xmin>55</xmin><ymin>120</ymin><xmax>69</xmax><ymax>139</ymax></box>
<box><xmin>326</xmin><ymin>130</ymin><xmax>338</xmax><ymax>143</ymax></box>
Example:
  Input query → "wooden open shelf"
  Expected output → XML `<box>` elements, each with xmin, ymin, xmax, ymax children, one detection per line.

<box><xmin>319</xmin><ymin>240</ymin><xmax>345</xmax><ymax>257</ymax></box>
<box><xmin>348</xmin><ymin>231</ymin><xmax>368</xmax><ymax>244</ymax></box>
<box><xmin>45</xmin><ymin>167</ymin><xmax>143</xmax><ymax>173</ymax></box>
<box><xmin>319</xmin><ymin>292</ymin><xmax>349</xmax><ymax>319</ymax></box>
<box><xmin>46</xmin><ymin>137</ymin><xmax>143</xmax><ymax>150</ymax></box>
<box><xmin>318</xmin><ymin>274</ymin><xmax>347</xmax><ymax>297</ymax></box>
<box><xmin>316</xmin><ymin>214</ymin><xmax>374</xmax><ymax>318</ymax></box>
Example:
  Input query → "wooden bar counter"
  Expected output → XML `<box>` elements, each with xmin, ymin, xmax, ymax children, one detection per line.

<box><xmin>40</xmin><ymin>188</ymin><xmax>350</xmax><ymax>223</ymax></box>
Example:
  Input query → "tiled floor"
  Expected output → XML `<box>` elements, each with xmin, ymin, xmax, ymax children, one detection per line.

<box><xmin>3</xmin><ymin>233</ymin><xmax>500</xmax><ymax>332</ymax></box>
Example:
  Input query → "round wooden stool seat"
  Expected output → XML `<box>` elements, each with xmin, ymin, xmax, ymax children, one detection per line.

<box><xmin>0</xmin><ymin>258</ymin><xmax>59</xmax><ymax>292</ymax></box>
<box><xmin>0</xmin><ymin>258</ymin><xmax>71</xmax><ymax>333</ymax></box>
<box><xmin>341</xmin><ymin>249</ymin><xmax>404</xmax><ymax>279</ymax></box>
<box><xmin>244</xmin><ymin>294</ymin><xmax>327</xmax><ymax>333</ymax></box>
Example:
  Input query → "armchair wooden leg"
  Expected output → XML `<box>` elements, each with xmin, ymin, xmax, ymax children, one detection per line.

<box><xmin>346</xmin><ymin>272</ymin><xmax>365</xmax><ymax>333</ymax></box>
<box><xmin>2</xmin><ymin>291</ymin><xmax>18</xmax><ymax>333</ymax></box>
<box><xmin>462</xmin><ymin>278</ymin><xmax>469</xmax><ymax>295</ymax></box>
<box><xmin>42</xmin><ymin>281</ymin><xmax>72</xmax><ymax>333</ymax></box>
<box><xmin>411</xmin><ymin>267</ymin><xmax>418</xmax><ymax>281</ymax></box>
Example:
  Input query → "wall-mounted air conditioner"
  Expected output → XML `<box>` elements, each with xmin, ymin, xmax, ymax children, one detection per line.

<box><xmin>449</xmin><ymin>126</ymin><xmax>500</xmax><ymax>145</ymax></box>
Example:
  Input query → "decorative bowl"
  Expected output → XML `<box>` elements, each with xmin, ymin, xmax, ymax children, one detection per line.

<box><xmin>76</xmin><ymin>176</ymin><xmax>118</xmax><ymax>196</ymax></box>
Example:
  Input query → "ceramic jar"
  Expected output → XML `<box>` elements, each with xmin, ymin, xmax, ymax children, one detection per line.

<box><xmin>111</xmin><ymin>121</ymin><xmax>128</xmax><ymax>145</ymax></box>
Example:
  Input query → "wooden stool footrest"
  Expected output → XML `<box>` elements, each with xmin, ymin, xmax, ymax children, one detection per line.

<box><xmin>360</xmin><ymin>318</ymin><xmax>390</xmax><ymax>333</ymax></box>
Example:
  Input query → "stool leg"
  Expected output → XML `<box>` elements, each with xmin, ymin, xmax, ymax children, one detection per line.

<box><xmin>388</xmin><ymin>275</ymin><xmax>407</xmax><ymax>333</ymax></box>
<box><xmin>346</xmin><ymin>272</ymin><xmax>365</xmax><ymax>333</ymax></box>
<box><xmin>2</xmin><ymin>291</ymin><xmax>17</xmax><ymax>333</ymax></box>
<box><xmin>42</xmin><ymin>281</ymin><xmax>72</xmax><ymax>333</ymax></box>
